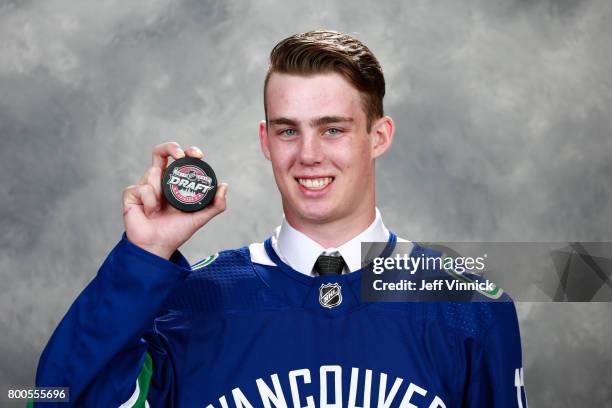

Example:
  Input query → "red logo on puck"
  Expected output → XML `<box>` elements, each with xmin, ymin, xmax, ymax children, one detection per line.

<box><xmin>167</xmin><ymin>165</ymin><xmax>213</xmax><ymax>204</ymax></box>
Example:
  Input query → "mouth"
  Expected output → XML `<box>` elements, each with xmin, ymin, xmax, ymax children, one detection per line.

<box><xmin>296</xmin><ymin>177</ymin><xmax>334</xmax><ymax>191</ymax></box>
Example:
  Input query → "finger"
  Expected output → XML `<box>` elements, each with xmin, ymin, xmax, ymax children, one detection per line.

<box><xmin>209</xmin><ymin>183</ymin><xmax>229</xmax><ymax>215</ymax></box>
<box><xmin>139</xmin><ymin>184</ymin><xmax>160</xmax><ymax>217</ymax></box>
<box><xmin>138</xmin><ymin>166</ymin><xmax>162</xmax><ymax>200</ymax></box>
<box><xmin>148</xmin><ymin>166</ymin><xmax>162</xmax><ymax>199</ymax></box>
<box><xmin>152</xmin><ymin>142</ymin><xmax>185</xmax><ymax>169</ymax></box>
<box><xmin>184</xmin><ymin>146</ymin><xmax>203</xmax><ymax>158</ymax></box>
<box><xmin>122</xmin><ymin>184</ymin><xmax>141</xmax><ymax>208</ymax></box>
<box><xmin>190</xmin><ymin>183</ymin><xmax>229</xmax><ymax>229</ymax></box>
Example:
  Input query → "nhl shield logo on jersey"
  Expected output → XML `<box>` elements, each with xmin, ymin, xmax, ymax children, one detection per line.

<box><xmin>319</xmin><ymin>283</ymin><xmax>342</xmax><ymax>308</ymax></box>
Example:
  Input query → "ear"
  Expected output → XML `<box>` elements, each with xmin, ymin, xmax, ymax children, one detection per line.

<box><xmin>370</xmin><ymin>115</ymin><xmax>395</xmax><ymax>159</ymax></box>
<box><xmin>259</xmin><ymin>120</ymin><xmax>271</xmax><ymax>160</ymax></box>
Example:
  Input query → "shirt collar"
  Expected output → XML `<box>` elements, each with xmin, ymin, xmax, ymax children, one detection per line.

<box><xmin>272</xmin><ymin>208</ymin><xmax>390</xmax><ymax>275</ymax></box>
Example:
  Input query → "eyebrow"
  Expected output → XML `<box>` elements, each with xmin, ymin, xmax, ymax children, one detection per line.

<box><xmin>268</xmin><ymin>116</ymin><xmax>354</xmax><ymax>127</ymax></box>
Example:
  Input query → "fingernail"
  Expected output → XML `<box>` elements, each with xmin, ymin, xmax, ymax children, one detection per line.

<box><xmin>176</xmin><ymin>148</ymin><xmax>185</xmax><ymax>158</ymax></box>
<box><xmin>192</xmin><ymin>146</ymin><xmax>203</xmax><ymax>156</ymax></box>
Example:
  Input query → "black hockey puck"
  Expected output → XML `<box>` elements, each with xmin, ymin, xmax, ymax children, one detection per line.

<box><xmin>162</xmin><ymin>157</ymin><xmax>217</xmax><ymax>212</ymax></box>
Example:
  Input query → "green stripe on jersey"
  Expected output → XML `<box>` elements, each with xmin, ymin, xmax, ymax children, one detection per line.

<box><xmin>26</xmin><ymin>355</ymin><xmax>153</xmax><ymax>408</ymax></box>
<box><xmin>133</xmin><ymin>352</ymin><xmax>153</xmax><ymax>408</ymax></box>
<box><xmin>192</xmin><ymin>253</ymin><xmax>219</xmax><ymax>270</ymax></box>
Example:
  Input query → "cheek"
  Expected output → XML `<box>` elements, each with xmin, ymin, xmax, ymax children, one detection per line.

<box><xmin>270</xmin><ymin>145</ymin><xmax>296</xmax><ymax>175</ymax></box>
<box><xmin>332</xmin><ymin>138</ymin><xmax>371</xmax><ymax>171</ymax></box>
<box><xmin>338</xmin><ymin>148</ymin><xmax>373</xmax><ymax>186</ymax></box>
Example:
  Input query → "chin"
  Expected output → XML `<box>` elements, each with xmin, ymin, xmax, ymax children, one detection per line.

<box><xmin>293</xmin><ymin>202</ymin><xmax>340</xmax><ymax>225</ymax></box>
<box><xmin>281</xmin><ymin>187</ymin><xmax>345</xmax><ymax>225</ymax></box>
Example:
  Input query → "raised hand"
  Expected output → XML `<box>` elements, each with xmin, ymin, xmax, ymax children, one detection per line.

<box><xmin>122</xmin><ymin>142</ymin><xmax>228</xmax><ymax>259</ymax></box>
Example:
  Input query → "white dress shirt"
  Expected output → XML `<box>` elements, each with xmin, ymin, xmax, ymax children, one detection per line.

<box><xmin>249</xmin><ymin>208</ymin><xmax>399</xmax><ymax>276</ymax></box>
<box><xmin>273</xmin><ymin>208</ymin><xmax>390</xmax><ymax>276</ymax></box>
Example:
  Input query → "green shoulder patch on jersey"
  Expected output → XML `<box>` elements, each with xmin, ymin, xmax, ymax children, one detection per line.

<box><xmin>191</xmin><ymin>253</ymin><xmax>219</xmax><ymax>270</ymax></box>
<box><xmin>441</xmin><ymin>254</ymin><xmax>504</xmax><ymax>300</ymax></box>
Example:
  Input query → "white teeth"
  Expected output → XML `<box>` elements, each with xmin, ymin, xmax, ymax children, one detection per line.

<box><xmin>298</xmin><ymin>177</ymin><xmax>333</xmax><ymax>190</ymax></box>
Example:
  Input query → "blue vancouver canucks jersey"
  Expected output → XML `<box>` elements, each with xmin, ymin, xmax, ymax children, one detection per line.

<box><xmin>34</xmin><ymin>232</ymin><xmax>527</xmax><ymax>407</ymax></box>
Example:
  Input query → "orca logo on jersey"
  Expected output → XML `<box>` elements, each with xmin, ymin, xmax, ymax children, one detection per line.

<box><xmin>319</xmin><ymin>283</ymin><xmax>342</xmax><ymax>308</ymax></box>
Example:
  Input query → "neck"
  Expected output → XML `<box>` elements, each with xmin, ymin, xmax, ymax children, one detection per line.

<box><xmin>284</xmin><ymin>204</ymin><xmax>376</xmax><ymax>248</ymax></box>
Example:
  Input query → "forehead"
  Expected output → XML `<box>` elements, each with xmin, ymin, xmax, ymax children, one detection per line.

<box><xmin>265</xmin><ymin>72</ymin><xmax>365</xmax><ymax>122</ymax></box>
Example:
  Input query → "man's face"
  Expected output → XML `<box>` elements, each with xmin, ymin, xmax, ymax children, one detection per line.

<box><xmin>260</xmin><ymin>72</ymin><xmax>393</xmax><ymax>227</ymax></box>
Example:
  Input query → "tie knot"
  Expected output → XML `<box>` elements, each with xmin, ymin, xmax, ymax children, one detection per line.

<box><xmin>314</xmin><ymin>255</ymin><xmax>346</xmax><ymax>276</ymax></box>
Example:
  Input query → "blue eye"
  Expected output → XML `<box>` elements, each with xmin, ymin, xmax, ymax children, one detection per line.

<box><xmin>281</xmin><ymin>128</ymin><xmax>297</xmax><ymax>137</ymax></box>
<box><xmin>326</xmin><ymin>128</ymin><xmax>342</xmax><ymax>136</ymax></box>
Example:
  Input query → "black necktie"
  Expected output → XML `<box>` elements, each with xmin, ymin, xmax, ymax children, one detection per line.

<box><xmin>314</xmin><ymin>255</ymin><xmax>346</xmax><ymax>276</ymax></box>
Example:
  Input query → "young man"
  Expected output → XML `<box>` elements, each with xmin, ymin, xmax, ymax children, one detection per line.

<box><xmin>34</xmin><ymin>31</ymin><xmax>527</xmax><ymax>407</ymax></box>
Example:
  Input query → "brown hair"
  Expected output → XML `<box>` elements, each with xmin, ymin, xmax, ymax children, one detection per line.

<box><xmin>264</xmin><ymin>30</ymin><xmax>385</xmax><ymax>132</ymax></box>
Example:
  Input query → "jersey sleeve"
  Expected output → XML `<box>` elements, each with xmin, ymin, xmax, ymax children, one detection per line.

<box><xmin>33</xmin><ymin>234</ymin><xmax>191</xmax><ymax>407</ymax></box>
<box><xmin>462</xmin><ymin>300</ymin><xmax>528</xmax><ymax>408</ymax></box>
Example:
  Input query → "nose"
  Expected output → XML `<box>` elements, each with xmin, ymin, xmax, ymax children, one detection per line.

<box><xmin>298</xmin><ymin>133</ymin><xmax>323</xmax><ymax>166</ymax></box>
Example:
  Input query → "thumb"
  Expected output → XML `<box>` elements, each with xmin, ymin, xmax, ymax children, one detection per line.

<box><xmin>191</xmin><ymin>183</ymin><xmax>229</xmax><ymax>229</ymax></box>
<box><xmin>214</xmin><ymin>183</ymin><xmax>229</xmax><ymax>210</ymax></box>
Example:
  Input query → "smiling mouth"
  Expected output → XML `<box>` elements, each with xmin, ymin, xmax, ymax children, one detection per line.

<box><xmin>296</xmin><ymin>177</ymin><xmax>334</xmax><ymax>190</ymax></box>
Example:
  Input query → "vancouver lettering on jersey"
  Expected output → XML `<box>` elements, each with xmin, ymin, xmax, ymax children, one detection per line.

<box><xmin>204</xmin><ymin>365</ymin><xmax>446</xmax><ymax>408</ymax></box>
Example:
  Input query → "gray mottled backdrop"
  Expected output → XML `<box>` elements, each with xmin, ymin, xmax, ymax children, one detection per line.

<box><xmin>1</xmin><ymin>0</ymin><xmax>611</xmax><ymax>406</ymax></box>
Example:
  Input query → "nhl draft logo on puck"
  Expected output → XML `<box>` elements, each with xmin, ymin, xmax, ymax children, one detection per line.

<box><xmin>162</xmin><ymin>157</ymin><xmax>217</xmax><ymax>212</ymax></box>
<box><xmin>319</xmin><ymin>283</ymin><xmax>342</xmax><ymax>308</ymax></box>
